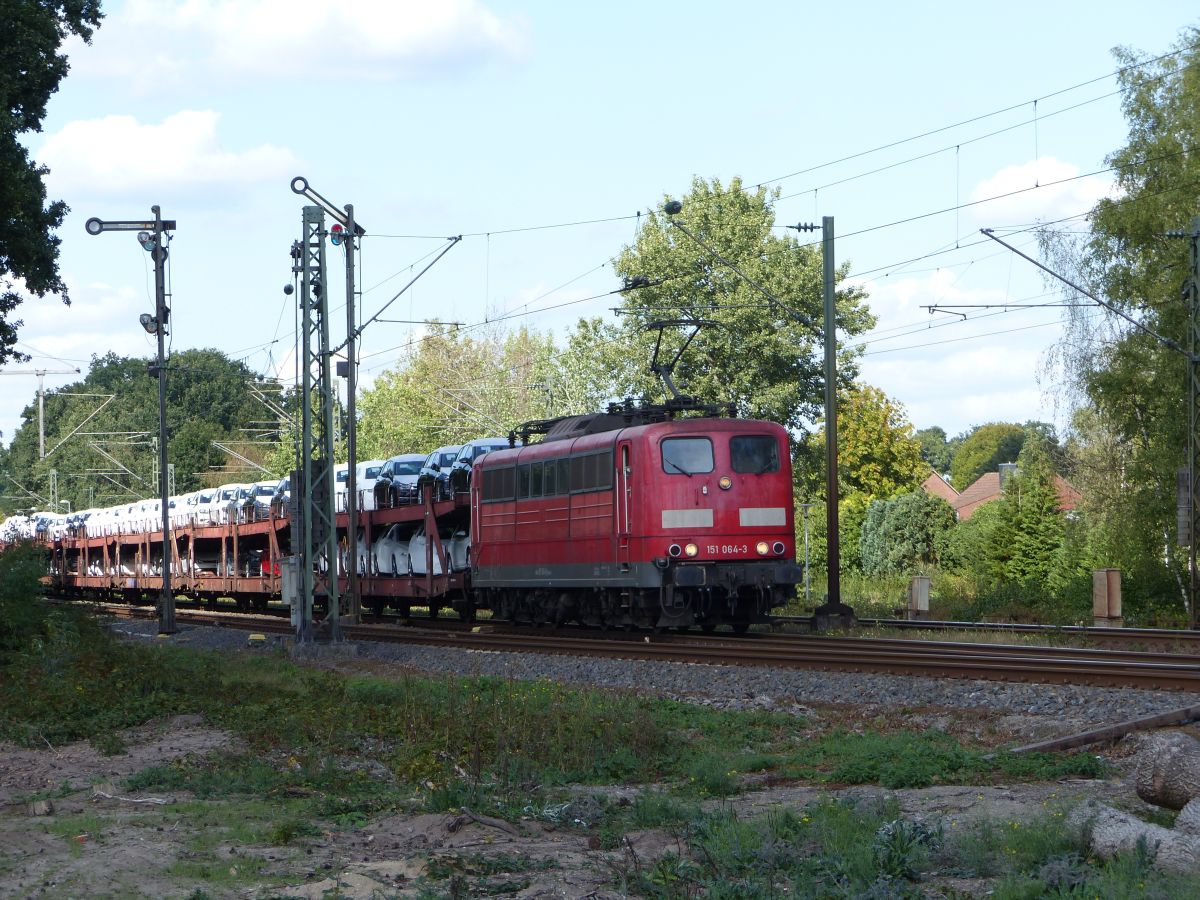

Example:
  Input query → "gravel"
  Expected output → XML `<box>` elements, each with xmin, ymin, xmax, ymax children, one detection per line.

<box><xmin>108</xmin><ymin>618</ymin><xmax>1200</xmax><ymax>728</ymax></box>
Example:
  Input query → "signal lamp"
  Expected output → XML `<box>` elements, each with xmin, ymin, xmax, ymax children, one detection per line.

<box><xmin>719</xmin><ymin>476</ymin><xmax>732</xmax><ymax>490</ymax></box>
<box><xmin>330</xmin><ymin>223</ymin><xmax>344</xmax><ymax>246</ymax></box>
<box><xmin>139</xmin><ymin>313</ymin><xmax>159</xmax><ymax>335</ymax></box>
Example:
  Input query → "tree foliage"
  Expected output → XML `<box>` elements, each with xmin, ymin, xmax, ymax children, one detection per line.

<box><xmin>610</xmin><ymin>176</ymin><xmax>874</xmax><ymax>435</ymax></box>
<box><xmin>356</xmin><ymin>325</ymin><xmax>559</xmax><ymax>458</ymax></box>
<box><xmin>0</xmin><ymin>0</ymin><xmax>103</xmax><ymax>364</ymax></box>
<box><xmin>1038</xmin><ymin>30</ymin><xmax>1200</xmax><ymax>614</ymax></box>
<box><xmin>860</xmin><ymin>490</ymin><xmax>955</xmax><ymax>576</ymax></box>
<box><xmin>915</xmin><ymin>426</ymin><xmax>953</xmax><ymax>475</ymax></box>
<box><xmin>949</xmin><ymin>422</ymin><xmax>1026</xmax><ymax>489</ymax></box>
<box><xmin>991</xmin><ymin>440</ymin><xmax>1067</xmax><ymax>588</ymax></box>
<box><xmin>801</xmin><ymin>385</ymin><xmax>927</xmax><ymax>571</ymax></box>
<box><xmin>0</xmin><ymin>350</ymin><xmax>282</xmax><ymax>514</ymax></box>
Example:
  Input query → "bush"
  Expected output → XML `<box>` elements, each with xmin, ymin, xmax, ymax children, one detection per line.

<box><xmin>860</xmin><ymin>491</ymin><xmax>955</xmax><ymax>576</ymax></box>
<box><xmin>0</xmin><ymin>542</ymin><xmax>50</xmax><ymax>659</ymax></box>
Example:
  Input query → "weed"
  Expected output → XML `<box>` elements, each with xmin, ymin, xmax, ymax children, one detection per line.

<box><xmin>267</xmin><ymin>818</ymin><xmax>322</xmax><ymax>845</ymax></box>
<box><xmin>779</xmin><ymin>728</ymin><xmax>1105</xmax><ymax>788</ymax></box>
<box><xmin>873</xmin><ymin>818</ymin><xmax>941</xmax><ymax>880</ymax></box>
<box><xmin>167</xmin><ymin>851</ymin><xmax>267</xmax><ymax>886</ymax></box>
<box><xmin>89</xmin><ymin>730</ymin><xmax>127</xmax><ymax>756</ymax></box>
<box><xmin>45</xmin><ymin>812</ymin><xmax>107</xmax><ymax>855</ymax></box>
<box><xmin>937</xmin><ymin>813</ymin><xmax>1087</xmax><ymax>878</ymax></box>
<box><xmin>631</xmin><ymin>791</ymin><xmax>700</xmax><ymax>829</ymax></box>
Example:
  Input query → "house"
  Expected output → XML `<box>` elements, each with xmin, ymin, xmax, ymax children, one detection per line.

<box><xmin>952</xmin><ymin>464</ymin><xmax>1081</xmax><ymax>521</ymax></box>
<box><xmin>920</xmin><ymin>470</ymin><xmax>960</xmax><ymax>505</ymax></box>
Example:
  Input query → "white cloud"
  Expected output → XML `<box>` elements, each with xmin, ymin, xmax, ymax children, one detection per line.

<box><xmin>67</xmin><ymin>0</ymin><xmax>529</xmax><ymax>84</ymax></box>
<box><xmin>966</xmin><ymin>157</ymin><xmax>1114</xmax><ymax>228</ymax></box>
<box><xmin>854</xmin><ymin>268</ymin><xmax>1066</xmax><ymax>435</ymax></box>
<box><xmin>36</xmin><ymin>110</ymin><xmax>298</xmax><ymax>199</ymax></box>
<box><xmin>856</xmin><ymin>269</ymin><xmax>1022</xmax><ymax>327</ymax></box>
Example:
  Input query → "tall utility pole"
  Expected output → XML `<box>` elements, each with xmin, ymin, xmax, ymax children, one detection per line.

<box><xmin>662</xmin><ymin>203</ymin><xmax>854</xmax><ymax>628</ymax></box>
<box><xmin>1175</xmin><ymin>215</ymin><xmax>1200</xmax><ymax>629</ymax></box>
<box><xmin>805</xmin><ymin>217</ymin><xmax>854</xmax><ymax>629</ymax></box>
<box><xmin>0</xmin><ymin>367</ymin><xmax>80</xmax><ymax>458</ymax></box>
<box><xmin>291</xmin><ymin>177</ymin><xmax>366</xmax><ymax>626</ymax></box>
<box><xmin>294</xmin><ymin>204</ymin><xmax>340</xmax><ymax>641</ymax></box>
<box><xmin>341</xmin><ymin>206</ymin><xmax>361</xmax><ymax>622</ymax></box>
<box><xmin>85</xmin><ymin>207</ymin><xmax>176</xmax><ymax>634</ymax></box>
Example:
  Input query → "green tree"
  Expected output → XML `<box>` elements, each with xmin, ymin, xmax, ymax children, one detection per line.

<box><xmin>915</xmin><ymin>426</ymin><xmax>953</xmax><ymax>475</ymax></box>
<box><xmin>993</xmin><ymin>440</ymin><xmax>1066</xmax><ymax>589</ymax></box>
<box><xmin>860</xmin><ymin>490</ymin><xmax>956</xmax><ymax>576</ymax></box>
<box><xmin>0</xmin><ymin>349</ymin><xmax>281</xmax><ymax>514</ymax></box>
<box><xmin>1038</xmin><ymin>29</ymin><xmax>1200</xmax><ymax>615</ymax></box>
<box><xmin>802</xmin><ymin>385</ymin><xmax>927</xmax><ymax>571</ymax></box>
<box><xmin>611</xmin><ymin>176</ymin><xmax>874</xmax><ymax>434</ymax></box>
<box><xmin>357</xmin><ymin>325</ymin><xmax>558</xmax><ymax>458</ymax></box>
<box><xmin>1</xmin><ymin>0</ymin><xmax>103</xmax><ymax>363</ymax></box>
<box><xmin>949</xmin><ymin>422</ymin><xmax>1025</xmax><ymax>490</ymax></box>
<box><xmin>937</xmin><ymin>500</ymin><xmax>1006</xmax><ymax>583</ymax></box>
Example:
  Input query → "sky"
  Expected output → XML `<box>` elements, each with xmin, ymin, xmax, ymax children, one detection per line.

<box><xmin>3</xmin><ymin>0</ymin><xmax>1198</xmax><ymax>456</ymax></box>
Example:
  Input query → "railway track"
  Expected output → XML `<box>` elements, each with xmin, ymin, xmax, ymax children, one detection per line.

<box><xmin>845</xmin><ymin>617</ymin><xmax>1200</xmax><ymax>652</ymax></box>
<box><xmin>96</xmin><ymin>603</ymin><xmax>1200</xmax><ymax>692</ymax></box>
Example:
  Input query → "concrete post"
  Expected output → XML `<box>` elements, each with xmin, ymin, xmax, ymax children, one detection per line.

<box><xmin>907</xmin><ymin>576</ymin><xmax>931</xmax><ymax>620</ymax></box>
<box><xmin>1093</xmin><ymin>568</ymin><xmax>1123</xmax><ymax>627</ymax></box>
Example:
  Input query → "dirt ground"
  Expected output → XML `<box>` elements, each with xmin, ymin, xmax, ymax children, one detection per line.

<box><xmin>0</xmin><ymin>695</ymin><xmax>1162</xmax><ymax>899</ymax></box>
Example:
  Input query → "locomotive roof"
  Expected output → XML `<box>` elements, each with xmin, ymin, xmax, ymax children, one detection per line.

<box><xmin>512</xmin><ymin>398</ymin><xmax>737</xmax><ymax>446</ymax></box>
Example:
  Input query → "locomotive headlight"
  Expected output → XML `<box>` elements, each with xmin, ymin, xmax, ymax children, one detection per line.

<box><xmin>668</xmin><ymin>543</ymin><xmax>682</xmax><ymax>558</ymax></box>
<box><xmin>756</xmin><ymin>541</ymin><xmax>770</xmax><ymax>555</ymax></box>
<box><xmin>719</xmin><ymin>476</ymin><xmax>732</xmax><ymax>490</ymax></box>
<box><xmin>684</xmin><ymin>543</ymin><xmax>699</xmax><ymax>558</ymax></box>
<box><xmin>773</xmin><ymin>541</ymin><xmax>786</xmax><ymax>555</ymax></box>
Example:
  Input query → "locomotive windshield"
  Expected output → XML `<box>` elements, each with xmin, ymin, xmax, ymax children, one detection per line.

<box><xmin>661</xmin><ymin>437</ymin><xmax>714</xmax><ymax>475</ymax></box>
<box><xmin>731</xmin><ymin>435</ymin><xmax>780</xmax><ymax>474</ymax></box>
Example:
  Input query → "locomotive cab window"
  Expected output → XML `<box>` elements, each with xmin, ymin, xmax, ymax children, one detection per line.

<box><xmin>661</xmin><ymin>437</ymin><xmax>714</xmax><ymax>476</ymax></box>
<box><xmin>731</xmin><ymin>435</ymin><xmax>780</xmax><ymax>474</ymax></box>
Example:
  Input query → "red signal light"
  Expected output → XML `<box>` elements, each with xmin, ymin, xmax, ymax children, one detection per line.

<box><xmin>330</xmin><ymin>223</ymin><xmax>344</xmax><ymax>246</ymax></box>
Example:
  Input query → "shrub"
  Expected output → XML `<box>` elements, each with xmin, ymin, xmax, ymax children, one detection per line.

<box><xmin>0</xmin><ymin>542</ymin><xmax>50</xmax><ymax>658</ymax></box>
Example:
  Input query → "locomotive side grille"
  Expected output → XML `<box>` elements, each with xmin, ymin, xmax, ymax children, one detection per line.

<box><xmin>661</xmin><ymin>509</ymin><xmax>713</xmax><ymax>529</ymax></box>
<box><xmin>738</xmin><ymin>507</ymin><xmax>787</xmax><ymax>527</ymax></box>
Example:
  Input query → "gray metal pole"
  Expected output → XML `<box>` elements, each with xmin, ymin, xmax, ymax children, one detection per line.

<box><xmin>822</xmin><ymin>217</ymin><xmax>839</xmax><ymax>607</ymax></box>
<box><xmin>152</xmin><ymin>205</ymin><xmax>174</xmax><ymax>634</ymax></box>
<box><xmin>811</xmin><ymin>216</ymin><xmax>855</xmax><ymax>629</ymax></box>
<box><xmin>297</xmin><ymin>226</ymin><xmax>315</xmax><ymax>642</ymax></box>
<box><xmin>802</xmin><ymin>503</ymin><xmax>811</xmax><ymax>603</ymax></box>
<box><xmin>37</xmin><ymin>372</ymin><xmax>45</xmax><ymax>460</ymax></box>
<box><xmin>344</xmin><ymin>206</ymin><xmax>360</xmax><ymax>622</ymax></box>
<box><xmin>317</xmin><ymin>242</ymin><xmax>341</xmax><ymax>642</ymax></box>
<box><xmin>1189</xmin><ymin>216</ymin><xmax>1200</xmax><ymax>629</ymax></box>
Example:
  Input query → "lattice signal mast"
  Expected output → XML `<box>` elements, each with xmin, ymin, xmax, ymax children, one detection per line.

<box><xmin>292</xmin><ymin>205</ymin><xmax>341</xmax><ymax>641</ymax></box>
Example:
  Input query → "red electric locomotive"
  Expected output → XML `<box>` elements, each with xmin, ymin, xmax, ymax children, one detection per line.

<box><xmin>469</xmin><ymin>404</ymin><xmax>802</xmax><ymax>630</ymax></box>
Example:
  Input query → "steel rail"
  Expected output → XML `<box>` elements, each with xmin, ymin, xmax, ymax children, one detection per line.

<box><xmin>92</xmin><ymin>603</ymin><xmax>1200</xmax><ymax>691</ymax></box>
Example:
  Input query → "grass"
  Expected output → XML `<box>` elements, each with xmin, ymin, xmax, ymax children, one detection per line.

<box><xmin>44</xmin><ymin>812</ymin><xmax>107</xmax><ymax>856</ymax></box>
<box><xmin>0</xmin><ymin>584</ymin><xmax>1138</xmax><ymax>896</ymax></box>
<box><xmin>2</xmin><ymin>603</ymin><xmax>1106</xmax><ymax>812</ymax></box>
<box><xmin>599</xmin><ymin>798</ymin><xmax>1200</xmax><ymax>898</ymax></box>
